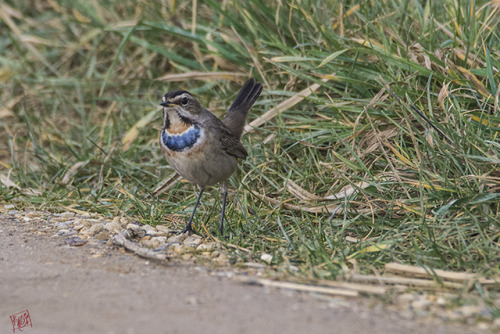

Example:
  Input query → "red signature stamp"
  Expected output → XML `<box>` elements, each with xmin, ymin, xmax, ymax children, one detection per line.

<box><xmin>10</xmin><ymin>309</ymin><xmax>32</xmax><ymax>333</ymax></box>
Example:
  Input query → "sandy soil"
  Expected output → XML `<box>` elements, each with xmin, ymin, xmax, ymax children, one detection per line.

<box><xmin>0</xmin><ymin>214</ymin><xmax>487</xmax><ymax>334</ymax></box>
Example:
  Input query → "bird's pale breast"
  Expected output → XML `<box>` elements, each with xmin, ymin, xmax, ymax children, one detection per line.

<box><xmin>160</xmin><ymin>125</ymin><xmax>238</xmax><ymax>187</ymax></box>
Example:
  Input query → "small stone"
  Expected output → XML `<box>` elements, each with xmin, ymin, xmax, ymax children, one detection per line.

<box><xmin>245</xmin><ymin>262</ymin><xmax>266</xmax><ymax>269</ymax></box>
<box><xmin>94</xmin><ymin>230</ymin><xmax>109</xmax><ymax>241</ymax></box>
<box><xmin>184</xmin><ymin>235</ymin><xmax>202</xmax><ymax>247</ymax></box>
<box><xmin>153</xmin><ymin>236</ymin><xmax>167</xmax><ymax>244</ymax></box>
<box><xmin>25</xmin><ymin>211</ymin><xmax>41</xmax><ymax>218</ymax></box>
<box><xmin>78</xmin><ymin>227</ymin><xmax>90</xmax><ymax>236</ymax></box>
<box><xmin>4</xmin><ymin>204</ymin><xmax>15</xmax><ymax>209</ymax></box>
<box><xmin>211</xmin><ymin>251</ymin><xmax>221</xmax><ymax>258</ymax></box>
<box><xmin>169</xmin><ymin>243</ymin><xmax>184</xmax><ymax>253</ymax></box>
<box><xmin>126</xmin><ymin>223</ymin><xmax>140</xmax><ymax>230</ymax></box>
<box><xmin>104</xmin><ymin>222</ymin><xmax>122</xmax><ymax>233</ymax></box>
<box><xmin>141</xmin><ymin>224</ymin><xmax>157</xmax><ymax>236</ymax></box>
<box><xmin>458</xmin><ymin>305</ymin><xmax>480</xmax><ymax>317</ymax></box>
<box><xmin>411</xmin><ymin>298</ymin><xmax>432</xmax><ymax>311</ymax></box>
<box><xmin>89</xmin><ymin>223</ymin><xmax>104</xmax><ymax>236</ymax></box>
<box><xmin>477</xmin><ymin>322</ymin><xmax>489</xmax><ymax>330</ymax></box>
<box><xmin>182</xmin><ymin>254</ymin><xmax>193</xmax><ymax>261</ymax></box>
<box><xmin>74</xmin><ymin>224</ymin><xmax>85</xmax><ymax>231</ymax></box>
<box><xmin>436</xmin><ymin>297</ymin><xmax>446</xmax><ymax>307</ymax></box>
<box><xmin>397</xmin><ymin>293</ymin><xmax>416</xmax><ymax>305</ymax></box>
<box><xmin>55</xmin><ymin>222</ymin><xmax>70</xmax><ymax>229</ymax></box>
<box><xmin>51</xmin><ymin>217</ymin><xmax>71</xmax><ymax>223</ymax></box>
<box><xmin>167</xmin><ymin>233</ymin><xmax>188</xmax><ymax>243</ymax></box>
<box><xmin>119</xmin><ymin>217</ymin><xmax>130</xmax><ymax>226</ymax></box>
<box><xmin>179</xmin><ymin>245</ymin><xmax>195</xmax><ymax>253</ymax></box>
<box><xmin>260</xmin><ymin>253</ymin><xmax>273</xmax><ymax>264</ymax></box>
<box><xmin>74</xmin><ymin>219</ymin><xmax>88</xmax><ymax>227</ymax></box>
<box><xmin>156</xmin><ymin>225</ymin><xmax>171</xmax><ymax>236</ymax></box>
<box><xmin>54</xmin><ymin>211</ymin><xmax>75</xmax><ymax>218</ymax></box>
<box><xmin>200</xmin><ymin>252</ymin><xmax>212</xmax><ymax>258</ymax></box>
<box><xmin>66</xmin><ymin>236</ymin><xmax>87</xmax><ymax>247</ymax></box>
<box><xmin>493</xmin><ymin>318</ymin><xmax>500</xmax><ymax>329</ymax></box>
<box><xmin>55</xmin><ymin>229</ymin><xmax>73</xmax><ymax>236</ymax></box>
<box><xmin>143</xmin><ymin>238</ymin><xmax>161</xmax><ymax>249</ymax></box>
<box><xmin>140</xmin><ymin>235</ymin><xmax>152</xmax><ymax>242</ymax></box>
<box><xmin>215</xmin><ymin>254</ymin><xmax>229</xmax><ymax>264</ymax></box>
<box><xmin>126</xmin><ymin>223</ymin><xmax>145</xmax><ymax>238</ymax></box>
<box><xmin>197</xmin><ymin>242</ymin><xmax>216</xmax><ymax>251</ymax></box>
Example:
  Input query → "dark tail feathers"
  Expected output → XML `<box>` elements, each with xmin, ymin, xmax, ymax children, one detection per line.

<box><xmin>223</xmin><ymin>78</ymin><xmax>263</xmax><ymax>139</ymax></box>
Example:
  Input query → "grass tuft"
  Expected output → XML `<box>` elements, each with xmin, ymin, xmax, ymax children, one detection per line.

<box><xmin>1</xmin><ymin>0</ymin><xmax>499</xmax><ymax>311</ymax></box>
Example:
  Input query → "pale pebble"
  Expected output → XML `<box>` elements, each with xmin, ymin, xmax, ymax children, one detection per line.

<box><xmin>104</xmin><ymin>222</ymin><xmax>122</xmax><ymax>233</ymax></box>
<box><xmin>197</xmin><ymin>242</ymin><xmax>216</xmax><ymax>251</ymax></box>
<box><xmin>141</xmin><ymin>224</ymin><xmax>157</xmax><ymax>236</ymax></box>
<box><xmin>167</xmin><ymin>233</ymin><xmax>188</xmax><ymax>243</ymax></box>
<box><xmin>184</xmin><ymin>235</ymin><xmax>202</xmax><ymax>247</ymax></box>
<box><xmin>89</xmin><ymin>223</ymin><xmax>105</xmax><ymax>235</ymax></box>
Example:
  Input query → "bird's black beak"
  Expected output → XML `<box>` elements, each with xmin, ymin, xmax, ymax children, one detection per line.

<box><xmin>160</xmin><ymin>101</ymin><xmax>170</xmax><ymax>107</ymax></box>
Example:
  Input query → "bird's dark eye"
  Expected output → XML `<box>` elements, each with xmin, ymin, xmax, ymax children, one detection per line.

<box><xmin>181</xmin><ymin>97</ymin><xmax>188</xmax><ymax>105</ymax></box>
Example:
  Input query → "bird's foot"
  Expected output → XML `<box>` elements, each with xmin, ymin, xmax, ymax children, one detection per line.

<box><xmin>177</xmin><ymin>226</ymin><xmax>193</xmax><ymax>235</ymax></box>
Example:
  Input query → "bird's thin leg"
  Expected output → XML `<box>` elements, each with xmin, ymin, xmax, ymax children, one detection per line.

<box><xmin>181</xmin><ymin>187</ymin><xmax>204</xmax><ymax>234</ymax></box>
<box><xmin>219</xmin><ymin>181</ymin><xmax>228</xmax><ymax>236</ymax></box>
<box><xmin>219</xmin><ymin>192</ymin><xmax>228</xmax><ymax>236</ymax></box>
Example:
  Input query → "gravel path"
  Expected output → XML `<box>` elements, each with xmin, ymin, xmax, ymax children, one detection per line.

<box><xmin>0</xmin><ymin>208</ymin><xmax>489</xmax><ymax>334</ymax></box>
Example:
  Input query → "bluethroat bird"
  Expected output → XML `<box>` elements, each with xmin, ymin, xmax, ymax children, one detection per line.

<box><xmin>159</xmin><ymin>78</ymin><xmax>263</xmax><ymax>235</ymax></box>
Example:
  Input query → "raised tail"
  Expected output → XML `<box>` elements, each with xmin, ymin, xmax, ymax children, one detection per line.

<box><xmin>223</xmin><ymin>78</ymin><xmax>263</xmax><ymax>139</ymax></box>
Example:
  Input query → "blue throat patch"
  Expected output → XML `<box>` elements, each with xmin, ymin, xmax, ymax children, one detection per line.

<box><xmin>162</xmin><ymin>125</ymin><xmax>201</xmax><ymax>152</ymax></box>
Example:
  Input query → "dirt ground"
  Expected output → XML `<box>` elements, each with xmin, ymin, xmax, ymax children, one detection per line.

<box><xmin>0</xmin><ymin>213</ymin><xmax>487</xmax><ymax>334</ymax></box>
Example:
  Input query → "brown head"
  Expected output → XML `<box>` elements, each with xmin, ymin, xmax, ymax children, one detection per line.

<box><xmin>160</xmin><ymin>90</ymin><xmax>205</xmax><ymax>128</ymax></box>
